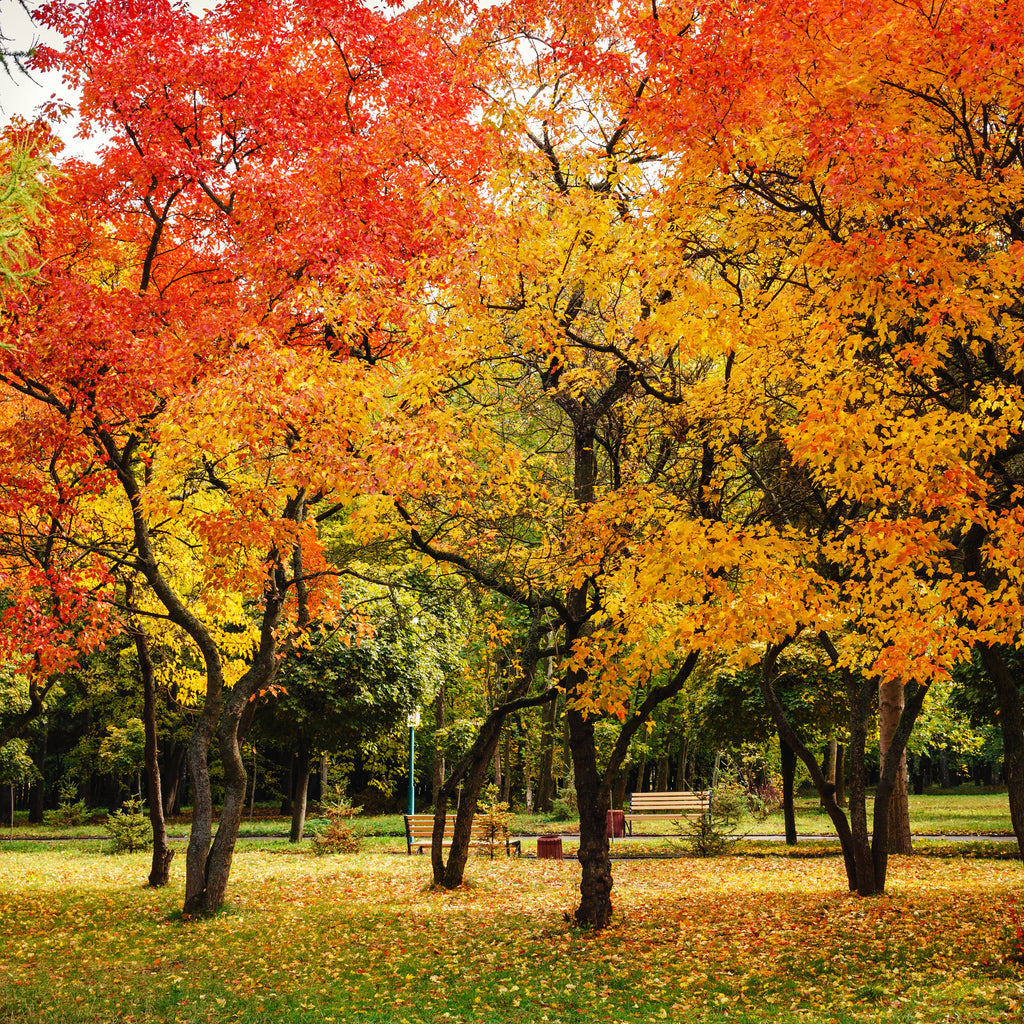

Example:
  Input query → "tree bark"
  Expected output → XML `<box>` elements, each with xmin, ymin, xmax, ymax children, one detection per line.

<box><xmin>289</xmin><ymin>752</ymin><xmax>311</xmax><ymax>843</ymax></box>
<box><xmin>131</xmin><ymin>610</ymin><xmax>174</xmax><ymax>888</ymax></box>
<box><xmin>834</xmin><ymin>744</ymin><xmax>846</xmax><ymax>807</ymax></box>
<box><xmin>567</xmin><ymin>703</ymin><xmax>613</xmax><ymax>930</ymax></box>
<box><xmin>976</xmin><ymin>643</ymin><xmax>1024</xmax><ymax>862</ymax></box>
<box><xmin>431</xmin><ymin>619</ymin><xmax>549</xmax><ymax>888</ymax></box>
<box><xmin>431</xmin><ymin>682</ymin><xmax>446</xmax><ymax>811</ymax></box>
<box><xmin>29</xmin><ymin>720</ymin><xmax>47</xmax><ymax>824</ymax></box>
<box><xmin>879</xmin><ymin>678</ymin><xmax>912</xmax><ymax>855</ymax></box>
<box><xmin>162</xmin><ymin>738</ymin><xmax>186</xmax><ymax>819</ymax></box>
<box><xmin>780</xmin><ymin>734</ymin><xmax>797</xmax><ymax>845</ymax></box>
<box><xmin>536</xmin><ymin>665</ymin><xmax>558</xmax><ymax>812</ymax></box>
<box><xmin>655</xmin><ymin>754</ymin><xmax>670</xmax><ymax>792</ymax></box>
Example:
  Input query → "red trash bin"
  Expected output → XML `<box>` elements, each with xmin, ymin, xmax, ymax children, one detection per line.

<box><xmin>606</xmin><ymin>808</ymin><xmax>625</xmax><ymax>838</ymax></box>
<box><xmin>536</xmin><ymin>835</ymin><xmax>563</xmax><ymax>860</ymax></box>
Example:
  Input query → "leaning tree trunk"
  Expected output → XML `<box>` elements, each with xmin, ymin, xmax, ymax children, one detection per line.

<box><xmin>289</xmin><ymin>749</ymin><xmax>312</xmax><ymax>843</ymax></box>
<box><xmin>762</xmin><ymin>641</ymin><xmax>860</xmax><ymax>891</ymax></box>
<box><xmin>879</xmin><ymin>678</ymin><xmax>912</xmax><ymax>855</ymax></box>
<box><xmin>132</xmin><ymin>616</ymin><xmax>174</xmax><ymax>887</ymax></box>
<box><xmin>432</xmin><ymin>721</ymin><xmax>504</xmax><ymax>889</ymax></box>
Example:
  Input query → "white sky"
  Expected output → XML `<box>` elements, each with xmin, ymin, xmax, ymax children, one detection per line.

<box><xmin>0</xmin><ymin>1</ymin><xmax>69</xmax><ymax>128</ymax></box>
<box><xmin>0</xmin><ymin>0</ymin><xmax>213</xmax><ymax>159</ymax></box>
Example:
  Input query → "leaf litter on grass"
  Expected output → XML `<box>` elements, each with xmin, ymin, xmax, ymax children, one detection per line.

<box><xmin>0</xmin><ymin>848</ymin><xmax>1022</xmax><ymax>1023</ymax></box>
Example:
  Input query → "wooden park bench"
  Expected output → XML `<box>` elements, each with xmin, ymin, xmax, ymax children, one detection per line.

<box><xmin>403</xmin><ymin>813</ymin><xmax>521</xmax><ymax>857</ymax></box>
<box><xmin>624</xmin><ymin>791</ymin><xmax>711</xmax><ymax>835</ymax></box>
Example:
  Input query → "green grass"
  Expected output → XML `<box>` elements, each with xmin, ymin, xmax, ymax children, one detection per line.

<box><xmin>1</xmin><ymin>845</ymin><xmax>1022</xmax><ymax>1023</ymax></box>
<box><xmin>2</xmin><ymin>789</ymin><xmax>1014</xmax><ymax>849</ymax></box>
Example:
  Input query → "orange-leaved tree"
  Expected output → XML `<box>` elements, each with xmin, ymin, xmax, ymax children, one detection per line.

<box><xmin>0</xmin><ymin>0</ymin><xmax>482</xmax><ymax>913</ymax></box>
<box><xmin>624</xmin><ymin>0</ymin><xmax>1024</xmax><ymax>887</ymax></box>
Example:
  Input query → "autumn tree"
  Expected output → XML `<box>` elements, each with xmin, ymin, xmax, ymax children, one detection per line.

<box><xmin>0</xmin><ymin>0</ymin><xmax>481</xmax><ymax>914</ymax></box>
<box><xmin>614</xmin><ymin>0</ymin><xmax>1024</xmax><ymax>886</ymax></box>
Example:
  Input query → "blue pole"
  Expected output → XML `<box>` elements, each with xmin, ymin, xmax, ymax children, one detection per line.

<box><xmin>407</xmin><ymin>723</ymin><xmax>416</xmax><ymax>815</ymax></box>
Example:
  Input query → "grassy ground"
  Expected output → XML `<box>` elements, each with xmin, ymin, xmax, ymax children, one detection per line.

<box><xmin>3</xmin><ymin>788</ymin><xmax>1013</xmax><ymax>844</ymax></box>
<box><xmin>1</xmin><ymin>844</ymin><xmax>1022</xmax><ymax>1024</ymax></box>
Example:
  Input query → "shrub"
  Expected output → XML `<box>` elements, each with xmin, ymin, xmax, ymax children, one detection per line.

<box><xmin>103</xmin><ymin>796</ymin><xmax>151</xmax><ymax>854</ymax></box>
<box><xmin>311</xmin><ymin>786</ymin><xmax>362</xmax><ymax>855</ymax></box>
<box><xmin>475</xmin><ymin>798</ymin><xmax>514</xmax><ymax>859</ymax></box>
<box><xmin>43</xmin><ymin>780</ymin><xmax>89</xmax><ymax>827</ymax></box>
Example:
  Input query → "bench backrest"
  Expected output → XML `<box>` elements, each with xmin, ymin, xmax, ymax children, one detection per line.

<box><xmin>628</xmin><ymin>790</ymin><xmax>710</xmax><ymax>813</ymax></box>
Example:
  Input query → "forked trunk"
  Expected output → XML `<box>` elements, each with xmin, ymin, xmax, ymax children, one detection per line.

<box><xmin>433</xmin><ymin>715</ymin><xmax>503</xmax><ymax>888</ymax></box>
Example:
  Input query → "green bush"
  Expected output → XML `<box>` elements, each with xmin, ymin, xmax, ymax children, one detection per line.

<box><xmin>44</xmin><ymin>780</ymin><xmax>88</xmax><ymax>827</ymax></box>
<box><xmin>103</xmin><ymin>796</ymin><xmax>151</xmax><ymax>854</ymax></box>
<box><xmin>311</xmin><ymin>786</ymin><xmax>362</xmax><ymax>855</ymax></box>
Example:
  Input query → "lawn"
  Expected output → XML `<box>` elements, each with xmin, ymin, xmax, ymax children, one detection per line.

<box><xmin>1</xmin><ymin>844</ymin><xmax>1022</xmax><ymax>1023</ymax></box>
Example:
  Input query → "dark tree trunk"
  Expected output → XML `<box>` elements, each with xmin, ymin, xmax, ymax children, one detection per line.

<box><xmin>289</xmin><ymin>753</ymin><xmax>311</xmax><ymax>843</ymax></box>
<box><xmin>762</xmin><ymin>642</ymin><xmax>862</xmax><ymax>892</ymax></box>
<box><xmin>131</xmin><ymin>611</ymin><xmax>174</xmax><ymax>888</ymax></box>
<box><xmin>29</xmin><ymin>720</ymin><xmax>47</xmax><ymax>824</ymax></box>
<box><xmin>162</xmin><ymin>739</ymin><xmax>187</xmax><ymax>819</ymax></box>
<box><xmin>780</xmin><ymin>734</ymin><xmax>797</xmax><ymax>845</ymax></box>
<box><xmin>879</xmin><ymin>678</ymin><xmax>912</xmax><ymax>855</ymax></box>
<box><xmin>977</xmin><ymin>644</ymin><xmax>1024</xmax><ymax>862</ymax></box>
<box><xmin>536</xmin><ymin>669</ymin><xmax>558</xmax><ymax>812</ymax></box>
<box><xmin>431</xmin><ymin>618</ymin><xmax>549</xmax><ymax>888</ymax></box>
<box><xmin>567</xmin><ymin>703</ymin><xmax>613</xmax><ymax>930</ymax></box>
<box><xmin>655</xmin><ymin>754</ymin><xmax>670</xmax><ymax>792</ymax></box>
<box><xmin>834</xmin><ymin>744</ymin><xmax>846</xmax><ymax>807</ymax></box>
<box><xmin>500</xmin><ymin>730</ymin><xmax>512</xmax><ymax>803</ymax></box>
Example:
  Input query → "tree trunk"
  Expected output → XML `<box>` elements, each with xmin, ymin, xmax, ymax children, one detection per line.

<box><xmin>834</xmin><ymin>744</ymin><xmax>846</xmax><ymax>807</ymax></box>
<box><xmin>879</xmin><ymin>678</ymin><xmax>912</xmax><ymax>855</ymax></box>
<box><xmin>500</xmin><ymin>730</ymin><xmax>512</xmax><ymax>803</ymax></box>
<box><xmin>821</xmin><ymin>738</ymin><xmax>836</xmax><ymax>807</ymax></box>
<box><xmin>431</xmin><ymin>682</ymin><xmax>446</xmax><ymax>811</ymax></box>
<box><xmin>183</xmin><ymin>581</ymin><xmax>285</xmax><ymax>915</ymax></box>
<box><xmin>675</xmin><ymin>736</ymin><xmax>689</xmax><ymax>793</ymax></box>
<box><xmin>977</xmin><ymin>644</ymin><xmax>1024</xmax><ymax>862</ymax></box>
<box><xmin>655</xmin><ymin>754</ymin><xmax>670</xmax><ymax>792</ymax></box>
<box><xmin>567</xmin><ymin>704</ymin><xmax>613</xmax><ymax>930</ymax></box>
<box><xmin>289</xmin><ymin>752</ymin><xmax>311</xmax><ymax>843</ymax></box>
<box><xmin>780</xmin><ymin>734</ymin><xmax>797</xmax><ymax>845</ymax></box>
<box><xmin>162</xmin><ymin>739</ymin><xmax>187</xmax><ymax>819</ymax></box>
<box><xmin>132</xmin><ymin>614</ymin><xmax>174</xmax><ymax>888</ymax></box>
<box><xmin>29</xmin><ymin>720</ymin><xmax>47</xmax><ymax>824</ymax></box>
<box><xmin>536</xmin><ymin>679</ymin><xmax>558</xmax><ymax>812</ymax></box>
<box><xmin>431</xmin><ymin>619</ymin><xmax>549</xmax><ymax>888</ymax></box>
<box><xmin>492</xmin><ymin>736</ymin><xmax>502</xmax><ymax>794</ymax></box>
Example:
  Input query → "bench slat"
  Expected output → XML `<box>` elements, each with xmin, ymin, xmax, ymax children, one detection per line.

<box><xmin>624</xmin><ymin>791</ymin><xmax>710</xmax><ymax>835</ymax></box>
<box><xmin>403</xmin><ymin>813</ymin><xmax>521</xmax><ymax>857</ymax></box>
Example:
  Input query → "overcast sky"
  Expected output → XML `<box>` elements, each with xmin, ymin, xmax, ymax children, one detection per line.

<box><xmin>1</xmin><ymin>1</ymin><xmax>70</xmax><ymax>130</ymax></box>
<box><xmin>1</xmin><ymin>0</ymin><xmax>213</xmax><ymax>159</ymax></box>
